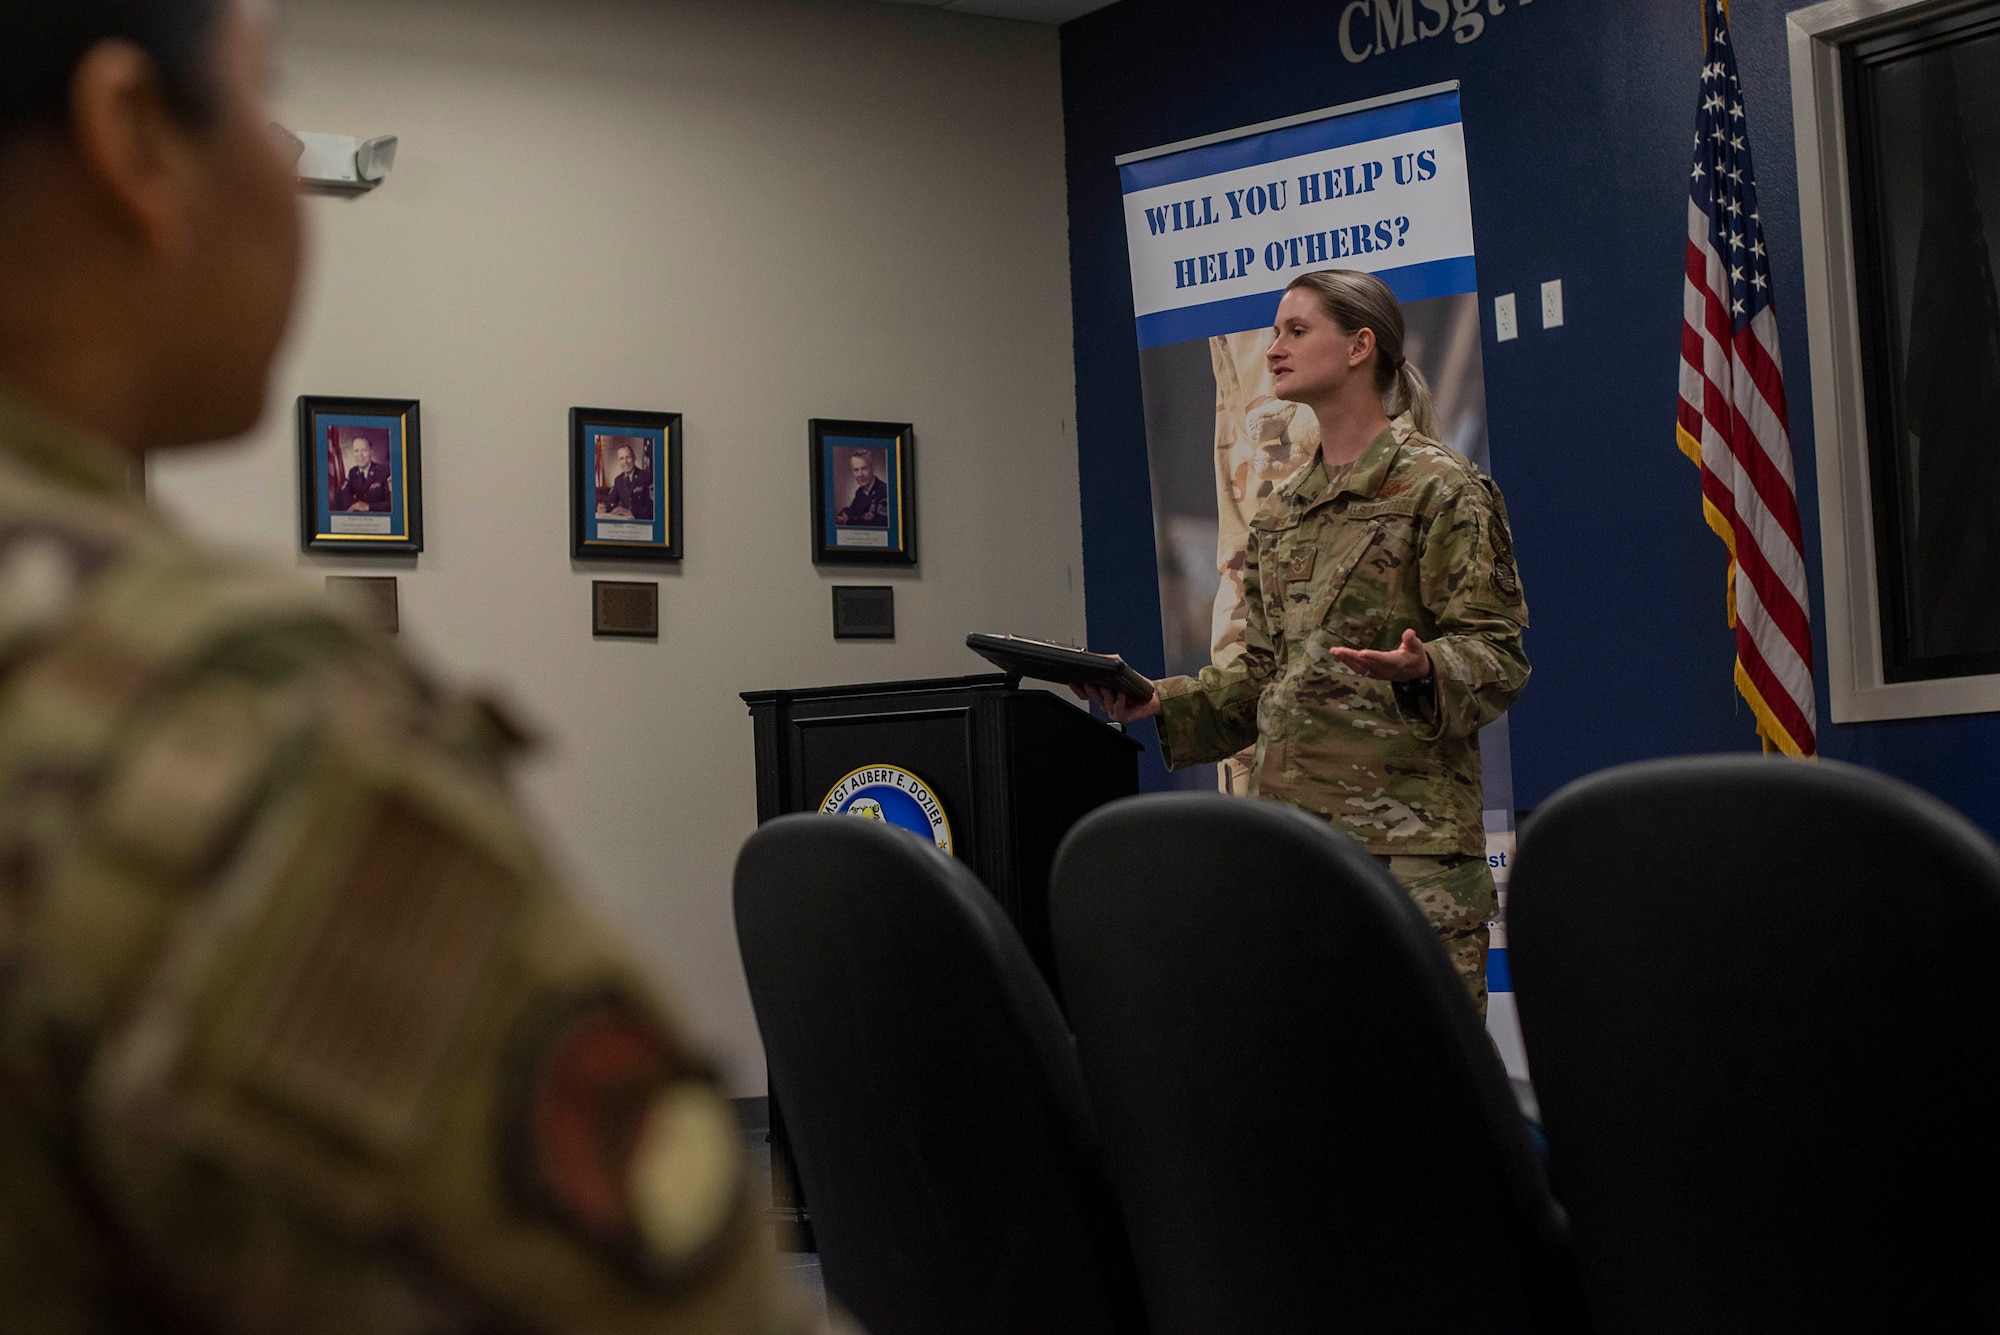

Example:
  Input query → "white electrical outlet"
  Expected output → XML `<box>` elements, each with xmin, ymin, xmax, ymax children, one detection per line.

<box><xmin>1541</xmin><ymin>279</ymin><xmax>1565</xmax><ymax>329</ymax></box>
<box><xmin>1495</xmin><ymin>292</ymin><xmax>1519</xmax><ymax>343</ymax></box>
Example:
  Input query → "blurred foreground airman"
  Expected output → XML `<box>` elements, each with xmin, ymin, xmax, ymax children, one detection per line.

<box><xmin>0</xmin><ymin>3</ymin><xmax>829</xmax><ymax>1330</ymax></box>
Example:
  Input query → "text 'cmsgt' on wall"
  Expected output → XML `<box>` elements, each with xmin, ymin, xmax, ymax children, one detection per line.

<box><xmin>1340</xmin><ymin>0</ymin><xmax>1536</xmax><ymax>65</ymax></box>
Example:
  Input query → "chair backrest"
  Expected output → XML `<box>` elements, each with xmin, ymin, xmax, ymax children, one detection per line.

<box><xmin>1510</xmin><ymin>756</ymin><xmax>2000</xmax><ymax>1334</ymax></box>
<box><xmin>733</xmin><ymin>814</ymin><xmax>1145</xmax><ymax>1335</ymax></box>
<box><xmin>1051</xmin><ymin>793</ymin><xmax>1583</xmax><ymax>1335</ymax></box>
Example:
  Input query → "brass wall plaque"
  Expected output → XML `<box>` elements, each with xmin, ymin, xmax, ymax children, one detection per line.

<box><xmin>592</xmin><ymin>580</ymin><xmax>658</xmax><ymax>638</ymax></box>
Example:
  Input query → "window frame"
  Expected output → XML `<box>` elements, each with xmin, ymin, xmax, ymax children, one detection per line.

<box><xmin>1790</xmin><ymin>0</ymin><xmax>2000</xmax><ymax>720</ymax></box>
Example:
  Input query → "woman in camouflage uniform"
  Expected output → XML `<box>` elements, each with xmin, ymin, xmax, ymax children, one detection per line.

<box><xmin>1083</xmin><ymin>270</ymin><xmax>1530</xmax><ymax>1014</ymax></box>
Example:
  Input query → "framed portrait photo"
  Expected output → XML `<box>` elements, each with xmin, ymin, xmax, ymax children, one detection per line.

<box><xmin>571</xmin><ymin>407</ymin><xmax>683</xmax><ymax>562</ymax></box>
<box><xmin>299</xmin><ymin>395</ymin><xmax>422</xmax><ymax>555</ymax></box>
<box><xmin>810</xmin><ymin>419</ymin><xmax>914</xmax><ymax>565</ymax></box>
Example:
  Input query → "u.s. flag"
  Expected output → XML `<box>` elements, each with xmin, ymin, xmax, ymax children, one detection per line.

<box><xmin>1677</xmin><ymin>0</ymin><xmax>1817</xmax><ymax>757</ymax></box>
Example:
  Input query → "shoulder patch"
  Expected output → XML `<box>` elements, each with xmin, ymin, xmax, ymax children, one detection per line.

<box><xmin>90</xmin><ymin>730</ymin><xmax>537</xmax><ymax>1235</ymax></box>
<box><xmin>210</xmin><ymin>798</ymin><xmax>524</xmax><ymax>1153</ymax></box>
<box><xmin>1480</xmin><ymin>476</ymin><xmax>1516</xmax><ymax>539</ymax></box>
<box><xmin>1478</xmin><ymin>477</ymin><xmax>1519</xmax><ymax>595</ymax></box>
<box><xmin>501</xmin><ymin>991</ymin><xmax>746</xmax><ymax>1290</ymax></box>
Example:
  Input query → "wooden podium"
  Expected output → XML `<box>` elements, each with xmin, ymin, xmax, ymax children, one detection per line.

<box><xmin>741</xmin><ymin>673</ymin><xmax>1141</xmax><ymax>1246</ymax></box>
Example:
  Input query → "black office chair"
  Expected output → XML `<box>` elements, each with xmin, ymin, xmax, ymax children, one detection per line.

<box><xmin>1509</xmin><ymin>755</ymin><xmax>2000</xmax><ymax>1334</ymax></box>
<box><xmin>733</xmin><ymin>814</ymin><xmax>1146</xmax><ymax>1335</ymax></box>
<box><xmin>1051</xmin><ymin>793</ymin><xmax>1586</xmax><ymax>1335</ymax></box>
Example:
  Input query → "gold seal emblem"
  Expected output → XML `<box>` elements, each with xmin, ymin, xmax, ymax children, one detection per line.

<box><xmin>817</xmin><ymin>765</ymin><xmax>952</xmax><ymax>853</ymax></box>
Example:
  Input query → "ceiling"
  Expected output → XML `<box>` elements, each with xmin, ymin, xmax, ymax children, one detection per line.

<box><xmin>869</xmin><ymin>0</ymin><xmax>1118</xmax><ymax>22</ymax></box>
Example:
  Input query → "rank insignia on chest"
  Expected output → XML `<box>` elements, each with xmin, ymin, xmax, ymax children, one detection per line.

<box><xmin>1285</xmin><ymin>550</ymin><xmax>1316</xmax><ymax>582</ymax></box>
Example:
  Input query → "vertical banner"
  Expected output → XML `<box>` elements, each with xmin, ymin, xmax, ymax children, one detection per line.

<box><xmin>1118</xmin><ymin>83</ymin><xmax>1527</xmax><ymax>1071</ymax></box>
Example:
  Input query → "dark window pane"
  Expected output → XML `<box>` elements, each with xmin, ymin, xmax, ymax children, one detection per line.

<box><xmin>1848</xmin><ymin>7</ymin><xmax>2000</xmax><ymax>681</ymax></box>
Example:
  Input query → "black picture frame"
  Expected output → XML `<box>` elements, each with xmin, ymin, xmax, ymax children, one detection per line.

<box><xmin>571</xmin><ymin>407</ymin><xmax>683</xmax><ymax>562</ymax></box>
<box><xmin>299</xmin><ymin>395</ymin><xmax>423</xmax><ymax>555</ymax></box>
<box><xmin>809</xmin><ymin>418</ymin><xmax>915</xmax><ymax>565</ymax></box>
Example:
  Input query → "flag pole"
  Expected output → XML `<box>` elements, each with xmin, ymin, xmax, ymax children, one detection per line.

<box><xmin>1678</xmin><ymin>0</ymin><xmax>1819</xmax><ymax>757</ymax></box>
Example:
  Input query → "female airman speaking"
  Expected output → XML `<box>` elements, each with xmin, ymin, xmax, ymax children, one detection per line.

<box><xmin>1082</xmin><ymin>268</ymin><xmax>1529</xmax><ymax>1013</ymax></box>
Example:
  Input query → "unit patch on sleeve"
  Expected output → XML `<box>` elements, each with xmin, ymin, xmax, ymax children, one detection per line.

<box><xmin>501</xmin><ymin>991</ymin><xmax>746</xmax><ymax>1289</ymax></box>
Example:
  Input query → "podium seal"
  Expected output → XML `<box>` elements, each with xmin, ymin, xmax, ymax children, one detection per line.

<box><xmin>818</xmin><ymin>765</ymin><xmax>953</xmax><ymax>855</ymax></box>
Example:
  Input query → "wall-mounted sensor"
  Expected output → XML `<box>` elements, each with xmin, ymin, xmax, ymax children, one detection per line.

<box><xmin>286</xmin><ymin>129</ymin><xmax>398</xmax><ymax>191</ymax></box>
<box><xmin>355</xmin><ymin>135</ymin><xmax>398</xmax><ymax>183</ymax></box>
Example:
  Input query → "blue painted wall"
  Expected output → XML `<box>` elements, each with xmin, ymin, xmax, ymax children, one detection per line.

<box><xmin>1059</xmin><ymin>0</ymin><xmax>2000</xmax><ymax>836</ymax></box>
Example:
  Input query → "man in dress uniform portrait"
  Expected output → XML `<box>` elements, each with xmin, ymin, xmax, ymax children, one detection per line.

<box><xmin>834</xmin><ymin>448</ymin><xmax>888</xmax><ymax>527</ymax></box>
<box><xmin>599</xmin><ymin>439</ymin><xmax>654</xmax><ymax>520</ymax></box>
<box><xmin>0</xmin><ymin>2</ymin><xmax>833</xmax><ymax>1331</ymax></box>
<box><xmin>334</xmin><ymin>428</ymin><xmax>391</xmax><ymax>512</ymax></box>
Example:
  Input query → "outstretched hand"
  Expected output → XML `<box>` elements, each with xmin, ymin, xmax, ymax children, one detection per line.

<box><xmin>1328</xmin><ymin>628</ymin><xmax>1432</xmax><ymax>683</ymax></box>
<box><xmin>1070</xmin><ymin>679</ymin><xmax>1162</xmax><ymax>723</ymax></box>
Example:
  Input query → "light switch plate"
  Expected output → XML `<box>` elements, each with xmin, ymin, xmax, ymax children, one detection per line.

<box><xmin>1541</xmin><ymin>279</ymin><xmax>1565</xmax><ymax>329</ymax></box>
<box><xmin>1495</xmin><ymin>293</ymin><xmax>1519</xmax><ymax>342</ymax></box>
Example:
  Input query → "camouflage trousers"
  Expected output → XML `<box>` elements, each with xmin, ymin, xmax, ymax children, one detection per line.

<box><xmin>1377</xmin><ymin>853</ymin><xmax>1497</xmax><ymax>1018</ymax></box>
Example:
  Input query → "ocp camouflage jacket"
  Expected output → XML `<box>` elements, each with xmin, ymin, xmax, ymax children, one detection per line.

<box><xmin>1155</xmin><ymin>417</ymin><xmax>1529</xmax><ymax>856</ymax></box>
<box><xmin>0</xmin><ymin>393</ymin><xmax>810</xmax><ymax>1334</ymax></box>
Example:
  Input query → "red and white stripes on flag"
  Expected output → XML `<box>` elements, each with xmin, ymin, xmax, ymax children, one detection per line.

<box><xmin>1677</xmin><ymin>0</ymin><xmax>1817</xmax><ymax>757</ymax></box>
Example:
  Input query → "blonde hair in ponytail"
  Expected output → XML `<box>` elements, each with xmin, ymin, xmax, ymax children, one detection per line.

<box><xmin>1284</xmin><ymin>269</ymin><xmax>1439</xmax><ymax>440</ymax></box>
<box><xmin>1389</xmin><ymin>359</ymin><xmax>1438</xmax><ymax>441</ymax></box>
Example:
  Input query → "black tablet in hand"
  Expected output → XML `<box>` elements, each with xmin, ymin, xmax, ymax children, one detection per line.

<box><xmin>966</xmin><ymin>633</ymin><xmax>1155</xmax><ymax>700</ymax></box>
